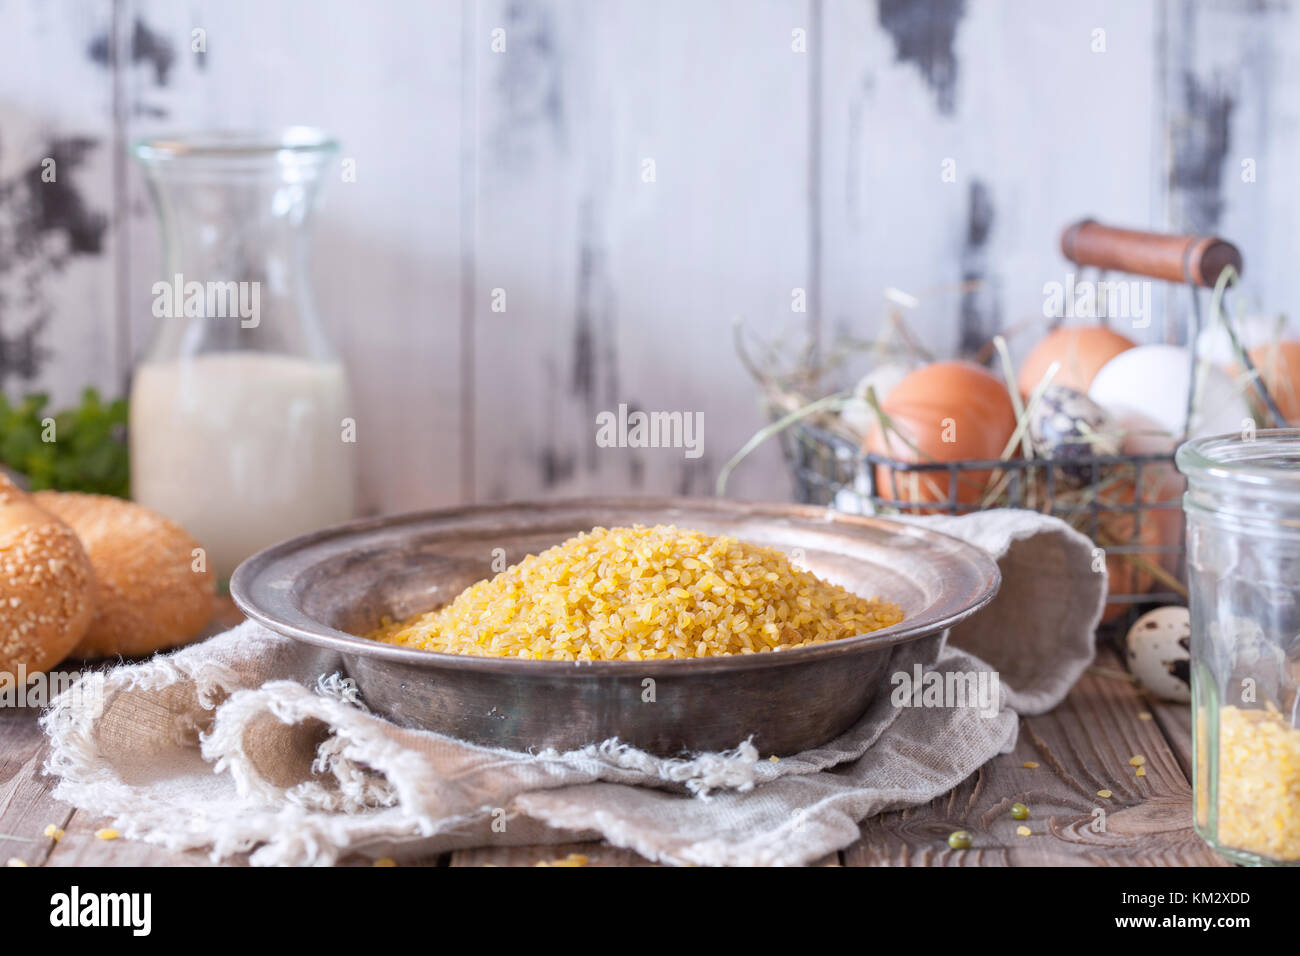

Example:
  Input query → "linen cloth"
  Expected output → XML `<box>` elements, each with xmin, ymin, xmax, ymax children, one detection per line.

<box><xmin>42</xmin><ymin>510</ymin><xmax>1103</xmax><ymax>866</ymax></box>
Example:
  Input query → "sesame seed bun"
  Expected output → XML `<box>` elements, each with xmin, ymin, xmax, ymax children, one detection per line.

<box><xmin>33</xmin><ymin>491</ymin><xmax>215</xmax><ymax>659</ymax></box>
<box><xmin>0</xmin><ymin>477</ymin><xmax>95</xmax><ymax>677</ymax></box>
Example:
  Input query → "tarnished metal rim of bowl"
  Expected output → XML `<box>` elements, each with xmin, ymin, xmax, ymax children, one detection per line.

<box><xmin>230</xmin><ymin>498</ymin><xmax>1001</xmax><ymax>755</ymax></box>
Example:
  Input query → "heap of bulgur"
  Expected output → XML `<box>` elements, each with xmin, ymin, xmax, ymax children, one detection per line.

<box><xmin>368</xmin><ymin>524</ymin><xmax>903</xmax><ymax>661</ymax></box>
<box><xmin>1216</xmin><ymin>705</ymin><xmax>1300</xmax><ymax>861</ymax></box>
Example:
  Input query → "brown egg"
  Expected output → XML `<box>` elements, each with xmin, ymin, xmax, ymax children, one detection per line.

<box><xmin>865</xmin><ymin>361</ymin><xmax>1018</xmax><ymax>510</ymax></box>
<box><xmin>1018</xmin><ymin>326</ymin><xmax>1137</xmax><ymax>397</ymax></box>
<box><xmin>1093</xmin><ymin>477</ymin><xmax>1173</xmax><ymax>623</ymax></box>
<box><xmin>1114</xmin><ymin>410</ymin><xmax>1184</xmax><ymax>580</ymax></box>
<box><xmin>1244</xmin><ymin>341</ymin><xmax>1300</xmax><ymax>423</ymax></box>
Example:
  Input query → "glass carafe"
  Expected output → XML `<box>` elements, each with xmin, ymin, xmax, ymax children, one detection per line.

<box><xmin>130</xmin><ymin>129</ymin><xmax>356</xmax><ymax>580</ymax></box>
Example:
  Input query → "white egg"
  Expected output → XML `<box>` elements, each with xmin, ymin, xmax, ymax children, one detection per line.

<box><xmin>1195</xmin><ymin>315</ymin><xmax>1292</xmax><ymax>369</ymax></box>
<box><xmin>1125</xmin><ymin>606</ymin><xmax>1192</xmax><ymax>702</ymax></box>
<box><xmin>840</xmin><ymin>363</ymin><xmax>912</xmax><ymax>437</ymax></box>
<box><xmin>1088</xmin><ymin>344</ymin><xmax>1252</xmax><ymax>439</ymax></box>
<box><xmin>854</xmin><ymin>363</ymin><xmax>910</xmax><ymax>405</ymax></box>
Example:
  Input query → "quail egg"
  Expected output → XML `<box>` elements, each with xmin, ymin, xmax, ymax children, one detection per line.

<box><xmin>1028</xmin><ymin>385</ymin><xmax>1121</xmax><ymax>486</ymax></box>
<box><xmin>1125</xmin><ymin>606</ymin><xmax>1192</xmax><ymax>702</ymax></box>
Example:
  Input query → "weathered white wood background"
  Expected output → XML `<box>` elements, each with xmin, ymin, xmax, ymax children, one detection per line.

<box><xmin>0</xmin><ymin>0</ymin><xmax>1288</xmax><ymax>513</ymax></box>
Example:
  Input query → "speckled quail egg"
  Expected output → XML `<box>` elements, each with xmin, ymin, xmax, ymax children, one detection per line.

<box><xmin>1027</xmin><ymin>384</ymin><xmax>1121</xmax><ymax>486</ymax></box>
<box><xmin>1125</xmin><ymin>606</ymin><xmax>1192</xmax><ymax>702</ymax></box>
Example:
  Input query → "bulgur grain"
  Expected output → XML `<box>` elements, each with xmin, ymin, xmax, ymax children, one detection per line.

<box><xmin>369</xmin><ymin>525</ymin><xmax>903</xmax><ymax>662</ymax></box>
<box><xmin>1215</xmin><ymin>705</ymin><xmax>1300</xmax><ymax>861</ymax></box>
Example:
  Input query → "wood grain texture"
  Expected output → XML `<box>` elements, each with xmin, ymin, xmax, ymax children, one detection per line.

<box><xmin>0</xmin><ymin>709</ymin><xmax>70</xmax><ymax>867</ymax></box>
<box><xmin>5</xmin><ymin>0</ymin><xmax>1300</xmax><ymax>510</ymax></box>
<box><xmin>1149</xmin><ymin>697</ymin><xmax>1193</xmax><ymax>781</ymax></box>
<box><xmin>43</xmin><ymin>811</ymin><xmax>241</xmax><ymax>867</ymax></box>
<box><xmin>820</xmin><ymin>0</ymin><xmax>1164</xmax><ymax>374</ymax></box>
<box><xmin>843</xmin><ymin>647</ymin><xmax>1224</xmax><ymax>866</ymax></box>
<box><xmin>0</xmin><ymin>0</ymin><xmax>124</xmax><ymax>404</ymax></box>
<box><xmin>449</xmin><ymin>841</ymin><xmax>656</xmax><ymax>867</ymax></box>
<box><xmin>449</xmin><ymin>843</ymin><xmax>838</xmax><ymax>867</ymax></box>
<box><xmin>468</xmin><ymin>0</ymin><xmax>806</xmax><ymax>504</ymax></box>
<box><xmin>1158</xmin><ymin>0</ymin><xmax>1300</xmax><ymax>338</ymax></box>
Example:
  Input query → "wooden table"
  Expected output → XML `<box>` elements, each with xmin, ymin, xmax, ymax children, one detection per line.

<box><xmin>0</xmin><ymin>619</ymin><xmax>1227</xmax><ymax>867</ymax></box>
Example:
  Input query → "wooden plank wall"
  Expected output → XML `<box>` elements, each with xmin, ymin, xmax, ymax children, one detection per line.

<box><xmin>0</xmin><ymin>0</ymin><xmax>1294</xmax><ymax>513</ymax></box>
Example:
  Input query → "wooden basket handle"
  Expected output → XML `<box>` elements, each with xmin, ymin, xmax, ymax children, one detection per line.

<box><xmin>1060</xmin><ymin>219</ymin><xmax>1242</xmax><ymax>287</ymax></box>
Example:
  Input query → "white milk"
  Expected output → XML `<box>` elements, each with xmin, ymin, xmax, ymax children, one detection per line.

<box><xmin>130</xmin><ymin>352</ymin><xmax>357</xmax><ymax>579</ymax></box>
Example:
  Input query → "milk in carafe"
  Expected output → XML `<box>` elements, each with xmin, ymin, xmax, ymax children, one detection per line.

<box><xmin>131</xmin><ymin>353</ymin><xmax>355</xmax><ymax>579</ymax></box>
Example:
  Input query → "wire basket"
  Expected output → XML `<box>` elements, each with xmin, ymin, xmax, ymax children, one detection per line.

<box><xmin>781</xmin><ymin>421</ymin><xmax>1186</xmax><ymax>612</ymax></box>
<box><xmin>769</xmin><ymin>219</ymin><xmax>1286</xmax><ymax>621</ymax></box>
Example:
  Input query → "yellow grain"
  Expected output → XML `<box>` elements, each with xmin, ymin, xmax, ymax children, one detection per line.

<box><xmin>369</xmin><ymin>525</ymin><xmax>903</xmax><ymax>662</ymax></box>
<box><xmin>1216</xmin><ymin>705</ymin><xmax>1300</xmax><ymax>861</ymax></box>
<box><xmin>95</xmin><ymin>828</ymin><xmax>119</xmax><ymax>841</ymax></box>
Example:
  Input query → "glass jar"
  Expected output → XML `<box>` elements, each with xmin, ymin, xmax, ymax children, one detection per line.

<box><xmin>130</xmin><ymin>129</ymin><xmax>356</xmax><ymax>580</ymax></box>
<box><xmin>1178</xmin><ymin>429</ymin><xmax>1300</xmax><ymax>866</ymax></box>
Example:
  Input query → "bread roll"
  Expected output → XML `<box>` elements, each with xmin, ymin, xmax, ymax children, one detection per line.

<box><xmin>33</xmin><ymin>491</ymin><xmax>215</xmax><ymax>658</ymax></box>
<box><xmin>0</xmin><ymin>476</ymin><xmax>95</xmax><ymax>677</ymax></box>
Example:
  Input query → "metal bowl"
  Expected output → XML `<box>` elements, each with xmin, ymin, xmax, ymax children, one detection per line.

<box><xmin>230</xmin><ymin>498</ymin><xmax>1000</xmax><ymax>756</ymax></box>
